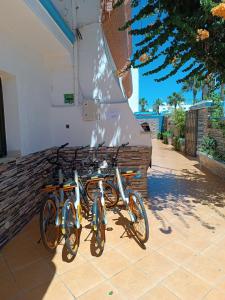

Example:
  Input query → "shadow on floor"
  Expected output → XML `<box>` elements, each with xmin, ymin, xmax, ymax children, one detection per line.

<box><xmin>147</xmin><ymin>164</ymin><xmax>225</xmax><ymax>233</ymax></box>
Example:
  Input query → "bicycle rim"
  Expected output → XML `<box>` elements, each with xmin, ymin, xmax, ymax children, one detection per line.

<box><xmin>40</xmin><ymin>198</ymin><xmax>59</xmax><ymax>251</ymax></box>
<box><xmin>92</xmin><ymin>199</ymin><xmax>105</xmax><ymax>250</ymax></box>
<box><xmin>63</xmin><ymin>199</ymin><xmax>80</xmax><ymax>256</ymax></box>
<box><xmin>86</xmin><ymin>181</ymin><xmax>118</xmax><ymax>209</ymax></box>
<box><xmin>129</xmin><ymin>191</ymin><xmax>149</xmax><ymax>243</ymax></box>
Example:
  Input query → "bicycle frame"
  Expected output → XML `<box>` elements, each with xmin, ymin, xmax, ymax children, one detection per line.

<box><xmin>115</xmin><ymin>166</ymin><xmax>136</xmax><ymax>223</ymax></box>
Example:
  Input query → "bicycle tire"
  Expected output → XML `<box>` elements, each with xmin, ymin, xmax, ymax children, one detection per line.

<box><xmin>92</xmin><ymin>197</ymin><xmax>105</xmax><ymax>250</ymax></box>
<box><xmin>40</xmin><ymin>198</ymin><xmax>59</xmax><ymax>252</ymax></box>
<box><xmin>86</xmin><ymin>181</ymin><xmax>119</xmax><ymax>208</ymax></box>
<box><xmin>62</xmin><ymin>198</ymin><xmax>80</xmax><ymax>256</ymax></box>
<box><xmin>128</xmin><ymin>191</ymin><xmax>149</xmax><ymax>243</ymax></box>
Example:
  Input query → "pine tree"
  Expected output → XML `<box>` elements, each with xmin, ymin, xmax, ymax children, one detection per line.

<box><xmin>114</xmin><ymin>0</ymin><xmax>225</xmax><ymax>85</ymax></box>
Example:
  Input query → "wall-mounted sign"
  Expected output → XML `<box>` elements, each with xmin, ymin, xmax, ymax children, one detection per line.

<box><xmin>64</xmin><ymin>93</ymin><xmax>74</xmax><ymax>104</ymax></box>
<box><xmin>105</xmin><ymin>110</ymin><xmax>119</xmax><ymax>120</ymax></box>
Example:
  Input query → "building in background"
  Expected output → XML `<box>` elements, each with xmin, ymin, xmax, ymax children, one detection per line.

<box><xmin>158</xmin><ymin>103</ymin><xmax>192</xmax><ymax>114</ymax></box>
<box><xmin>128</xmin><ymin>68</ymin><xmax>139</xmax><ymax>113</ymax></box>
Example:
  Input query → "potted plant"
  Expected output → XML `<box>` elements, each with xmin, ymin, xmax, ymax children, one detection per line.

<box><xmin>162</xmin><ymin>131</ymin><xmax>173</xmax><ymax>144</ymax></box>
<box><xmin>157</xmin><ymin>132</ymin><xmax>162</xmax><ymax>139</ymax></box>
<box><xmin>167</xmin><ymin>131</ymin><xmax>173</xmax><ymax>145</ymax></box>
<box><xmin>162</xmin><ymin>131</ymin><xmax>168</xmax><ymax>144</ymax></box>
<box><xmin>179</xmin><ymin>138</ymin><xmax>185</xmax><ymax>152</ymax></box>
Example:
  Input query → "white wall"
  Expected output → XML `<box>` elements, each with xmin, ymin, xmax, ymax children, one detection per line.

<box><xmin>50</xmin><ymin>103</ymin><xmax>151</xmax><ymax>147</ymax></box>
<box><xmin>128</xmin><ymin>68</ymin><xmax>139</xmax><ymax>113</ymax></box>
<box><xmin>0</xmin><ymin>72</ymin><xmax>21</xmax><ymax>152</ymax></box>
<box><xmin>0</xmin><ymin>0</ymin><xmax>72</xmax><ymax>155</ymax></box>
<box><xmin>78</xmin><ymin>23</ymin><xmax>125</xmax><ymax>103</ymax></box>
<box><xmin>50</xmin><ymin>21</ymin><xmax>150</xmax><ymax>148</ymax></box>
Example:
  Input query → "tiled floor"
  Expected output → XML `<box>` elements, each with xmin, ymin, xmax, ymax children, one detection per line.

<box><xmin>1</xmin><ymin>140</ymin><xmax>225</xmax><ymax>300</ymax></box>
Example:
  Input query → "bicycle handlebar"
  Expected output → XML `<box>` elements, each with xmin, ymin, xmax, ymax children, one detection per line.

<box><xmin>112</xmin><ymin>142</ymin><xmax>129</xmax><ymax>165</ymax></box>
<box><xmin>47</xmin><ymin>143</ymin><xmax>69</xmax><ymax>166</ymax></box>
<box><xmin>59</xmin><ymin>143</ymin><xmax>69</xmax><ymax>149</ymax></box>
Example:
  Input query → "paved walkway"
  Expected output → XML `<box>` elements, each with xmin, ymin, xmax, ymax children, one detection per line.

<box><xmin>1</xmin><ymin>140</ymin><xmax>225</xmax><ymax>300</ymax></box>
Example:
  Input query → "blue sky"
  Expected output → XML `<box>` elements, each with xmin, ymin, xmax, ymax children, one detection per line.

<box><xmin>131</xmin><ymin>1</ymin><xmax>195</xmax><ymax>109</ymax></box>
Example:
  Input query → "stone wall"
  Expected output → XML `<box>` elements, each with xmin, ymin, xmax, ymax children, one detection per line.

<box><xmin>0</xmin><ymin>146</ymin><xmax>150</xmax><ymax>248</ymax></box>
<box><xmin>197</xmin><ymin>108</ymin><xmax>208</xmax><ymax>150</ymax></box>
<box><xmin>61</xmin><ymin>146</ymin><xmax>151</xmax><ymax>200</ymax></box>
<box><xmin>0</xmin><ymin>149</ymin><xmax>52</xmax><ymax>248</ymax></box>
<box><xmin>199</xmin><ymin>152</ymin><xmax>225</xmax><ymax>179</ymax></box>
<box><xmin>148</xmin><ymin>119</ymin><xmax>159</xmax><ymax>138</ymax></box>
<box><xmin>208</xmin><ymin>128</ymin><xmax>225</xmax><ymax>157</ymax></box>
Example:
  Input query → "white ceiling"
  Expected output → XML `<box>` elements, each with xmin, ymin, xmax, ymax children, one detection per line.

<box><xmin>51</xmin><ymin>0</ymin><xmax>101</xmax><ymax>30</ymax></box>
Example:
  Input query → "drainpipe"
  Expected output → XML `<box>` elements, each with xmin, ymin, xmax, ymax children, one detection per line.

<box><xmin>71</xmin><ymin>0</ymin><xmax>80</xmax><ymax>106</ymax></box>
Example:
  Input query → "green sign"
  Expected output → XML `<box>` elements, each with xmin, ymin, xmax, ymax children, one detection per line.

<box><xmin>64</xmin><ymin>93</ymin><xmax>74</xmax><ymax>104</ymax></box>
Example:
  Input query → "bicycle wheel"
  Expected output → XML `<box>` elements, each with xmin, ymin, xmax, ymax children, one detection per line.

<box><xmin>86</xmin><ymin>181</ymin><xmax>119</xmax><ymax>208</ymax></box>
<box><xmin>128</xmin><ymin>191</ymin><xmax>149</xmax><ymax>243</ymax></box>
<box><xmin>62</xmin><ymin>198</ymin><xmax>80</xmax><ymax>256</ymax></box>
<box><xmin>40</xmin><ymin>198</ymin><xmax>59</xmax><ymax>252</ymax></box>
<box><xmin>92</xmin><ymin>197</ymin><xmax>105</xmax><ymax>250</ymax></box>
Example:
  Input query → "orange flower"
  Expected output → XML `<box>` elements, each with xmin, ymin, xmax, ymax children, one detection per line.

<box><xmin>139</xmin><ymin>53</ymin><xmax>150</xmax><ymax>63</ymax></box>
<box><xmin>196</xmin><ymin>29</ymin><xmax>209</xmax><ymax>41</ymax></box>
<box><xmin>211</xmin><ymin>3</ymin><xmax>225</xmax><ymax>19</ymax></box>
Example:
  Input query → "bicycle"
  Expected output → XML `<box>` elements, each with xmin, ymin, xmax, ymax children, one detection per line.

<box><xmin>105</xmin><ymin>143</ymin><xmax>149</xmax><ymax>243</ymax></box>
<box><xmin>61</xmin><ymin>145</ymin><xmax>90</xmax><ymax>256</ymax></box>
<box><xmin>40</xmin><ymin>143</ymin><xmax>76</xmax><ymax>252</ymax></box>
<box><xmin>85</xmin><ymin>142</ymin><xmax>119</xmax><ymax>209</ymax></box>
<box><xmin>61</xmin><ymin>143</ymin><xmax>113</xmax><ymax>255</ymax></box>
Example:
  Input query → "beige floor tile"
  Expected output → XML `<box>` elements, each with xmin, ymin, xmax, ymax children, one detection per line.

<box><xmin>139</xmin><ymin>285</ymin><xmax>180</xmax><ymax>300</ymax></box>
<box><xmin>0</xmin><ymin>255</ymin><xmax>13</xmax><ymax>281</ymax></box>
<box><xmin>17</xmin><ymin>279</ymin><xmax>74</xmax><ymax>300</ymax></box>
<box><xmin>110</xmin><ymin>266</ymin><xmax>156</xmax><ymax>299</ymax></box>
<box><xmin>158</xmin><ymin>240</ymin><xmax>194</xmax><ymax>265</ymax></box>
<box><xmin>91</xmin><ymin>248</ymin><xmax>130</xmax><ymax>278</ymax></box>
<box><xmin>162</xmin><ymin>268</ymin><xmax>212</xmax><ymax>300</ymax></box>
<box><xmin>59</xmin><ymin>261</ymin><xmax>104</xmax><ymax>297</ymax></box>
<box><xmin>183</xmin><ymin>254</ymin><xmax>225</xmax><ymax>284</ymax></box>
<box><xmin>13</xmin><ymin>258</ymin><xmax>57</xmax><ymax>291</ymax></box>
<box><xmin>78</xmin><ymin>224</ymin><xmax>113</xmax><ymax>259</ymax></box>
<box><xmin>2</xmin><ymin>231</ymin><xmax>31</xmax><ymax>255</ymax></box>
<box><xmin>203</xmin><ymin>288</ymin><xmax>225</xmax><ymax>300</ymax></box>
<box><xmin>3</xmin><ymin>244</ymin><xmax>42</xmax><ymax>272</ymax></box>
<box><xmin>45</xmin><ymin>245</ymin><xmax>86</xmax><ymax>275</ymax></box>
<box><xmin>116</xmin><ymin>239</ymin><xmax>149</xmax><ymax>263</ymax></box>
<box><xmin>180</xmin><ymin>235</ymin><xmax>212</xmax><ymax>252</ymax></box>
<box><xmin>203</xmin><ymin>241</ymin><xmax>225</xmax><ymax>268</ymax></box>
<box><xmin>134</xmin><ymin>250</ymin><xmax>177</xmax><ymax>281</ymax></box>
<box><xmin>216</xmin><ymin>279</ymin><xmax>225</xmax><ymax>292</ymax></box>
<box><xmin>0</xmin><ymin>275</ymin><xmax>20</xmax><ymax>300</ymax></box>
<box><xmin>78</xmin><ymin>281</ymin><xmax>122</xmax><ymax>300</ymax></box>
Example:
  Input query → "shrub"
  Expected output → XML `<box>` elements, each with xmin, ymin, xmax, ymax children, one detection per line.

<box><xmin>157</xmin><ymin>132</ymin><xmax>162</xmax><ymax>139</ymax></box>
<box><xmin>171</xmin><ymin>108</ymin><xmax>186</xmax><ymax>138</ymax></box>
<box><xmin>200</xmin><ymin>136</ymin><xmax>217</xmax><ymax>157</ymax></box>
<box><xmin>162</xmin><ymin>131</ymin><xmax>172</xmax><ymax>144</ymax></box>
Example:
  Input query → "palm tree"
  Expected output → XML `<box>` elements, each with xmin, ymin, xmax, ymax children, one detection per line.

<box><xmin>181</xmin><ymin>76</ymin><xmax>201</xmax><ymax>104</ymax></box>
<box><xmin>167</xmin><ymin>92</ymin><xmax>185</xmax><ymax>109</ymax></box>
<box><xmin>153</xmin><ymin>98</ymin><xmax>163</xmax><ymax>114</ymax></box>
<box><xmin>139</xmin><ymin>98</ymin><xmax>148</xmax><ymax>112</ymax></box>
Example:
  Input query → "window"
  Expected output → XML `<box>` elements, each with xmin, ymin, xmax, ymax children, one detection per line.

<box><xmin>0</xmin><ymin>78</ymin><xmax>7</xmax><ymax>157</ymax></box>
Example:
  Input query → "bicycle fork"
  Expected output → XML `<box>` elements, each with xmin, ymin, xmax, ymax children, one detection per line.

<box><xmin>115</xmin><ymin>167</ymin><xmax>136</xmax><ymax>223</ymax></box>
<box><xmin>92</xmin><ymin>178</ymin><xmax>107</xmax><ymax>231</ymax></box>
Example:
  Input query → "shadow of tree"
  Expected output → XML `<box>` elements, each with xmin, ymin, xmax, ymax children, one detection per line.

<box><xmin>147</xmin><ymin>163</ymin><xmax>225</xmax><ymax>233</ymax></box>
